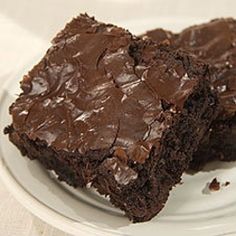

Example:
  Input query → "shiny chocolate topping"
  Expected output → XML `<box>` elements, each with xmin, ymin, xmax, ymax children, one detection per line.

<box><xmin>145</xmin><ymin>19</ymin><xmax>236</xmax><ymax>115</ymax></box>
<box><xmin>10</xmin><ymin>14</ymin><xmax>201</xmax><ymax>164</ymax></box>
<box><xmin>176</xmin><ymin>18</ymin><xmax>236</xmax><ymax>115</ymax></box>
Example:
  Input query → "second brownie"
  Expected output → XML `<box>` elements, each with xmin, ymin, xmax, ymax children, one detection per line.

<box><xmin>144</xmin><ymin>18</ymin><xmax>236</xmax><ymax>170</ymax></box>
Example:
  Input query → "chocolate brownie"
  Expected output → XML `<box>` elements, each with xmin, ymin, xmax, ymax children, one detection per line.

<box><xmin>144</xmin><ymin>18</ymin><xmax>236</xmax><ymax>170</ymax></box>
<box><xmin>4</xmin><ymin>14</ymin><xmax>218</xmax><ymax>222</ymax></box>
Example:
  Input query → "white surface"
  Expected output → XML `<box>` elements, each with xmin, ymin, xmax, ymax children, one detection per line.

<box><xmin>0</xmin><ymin>0</ymin><xmax>236</xmax><ymax>235</ymax></box>
<box><xmin>0</xmin><ymin>178</ymin><xmax>70</xmax><ymax>236</ymax></box>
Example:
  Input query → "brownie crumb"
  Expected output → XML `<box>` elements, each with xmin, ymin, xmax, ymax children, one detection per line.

<box><xmin>203</xmin><ymin>178</ymin><xmax>231</xmax><ymax>194</ymax></box>
<box><xmin>209</xmin><ymin>178</ymin><xmax>220</xmax><ymax>191</ymax></box>
<box><xmin>223</xmin><ymin>181</ymin><xmax>230</xmax><ymax>187</ymax></box>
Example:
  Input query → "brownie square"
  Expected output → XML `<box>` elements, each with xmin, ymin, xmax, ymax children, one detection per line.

<box><xmin>4</xmin><ymin>14</ymin><xmax>218</xmax><ymax>222</ymax></box>
<box><xmin>144</xmin><ymin>18</ymin><xmax>236</xmax><ymax>170</ymax></box>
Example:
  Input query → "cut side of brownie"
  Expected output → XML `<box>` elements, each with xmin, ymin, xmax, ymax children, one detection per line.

<box><xmin>4</xmin><ymin>14</ymin><xmax>218</xmax><ymax>222</ymax></box>
<box><xmin>144</xmin><ymin>18</ymin><xmax>236</xmax><ymax>170</ymax></box>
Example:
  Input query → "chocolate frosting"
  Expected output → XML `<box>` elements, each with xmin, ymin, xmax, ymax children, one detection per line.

<box><xmin>145</xmin><ymin>18</ymin><xmax>236</xmax><ymax>116</ymax></box>
<box><xmin>144</xmin><ymin>18</ymin><xmax>236</xmax><ymax>160</ymax></box>
<box><xmin>10</xmin><ymin>14</ymin><xmax>201</xmax><ymax>168</ymax></box>
<box><xmin>176</xmin><ymin>18</ymin><xmax>236</xmax><ymax>115</ymax></box>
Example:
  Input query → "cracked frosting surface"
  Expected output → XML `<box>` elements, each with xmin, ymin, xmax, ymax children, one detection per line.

<box><xmin>10</xmin><ymin>14</ymin><xmax>200</xmax><ymax>162</ymax></box>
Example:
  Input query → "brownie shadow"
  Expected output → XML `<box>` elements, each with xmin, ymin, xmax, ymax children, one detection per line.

<box><xmin>186</xmin><ymin>160</ymin><xmax>236</xmax><ymax>175</ymax></box>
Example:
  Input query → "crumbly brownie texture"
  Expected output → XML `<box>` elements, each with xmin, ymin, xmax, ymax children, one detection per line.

<box><xmin>208</xmin><ymin>178</ymin><xmax>221</xmax><ymax>191</ymax></box>
<box><xmin>144</xmin><ymin>18</ymin><xmax>236</xmax><ymax>170</ymax></box>
<box><xmin>4</xmin><ymin>14</ymin><xmax>218</xmax><ymax>222</ymax></box>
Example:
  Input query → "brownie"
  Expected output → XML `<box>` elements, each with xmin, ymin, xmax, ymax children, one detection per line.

<box><xmin>144</xmin><ymin>18</ymin><xmax>236</xmax><ymax>170</ymax></box>
<box><xmin>4</xmin><ymin>14</ymin><xmax>218</xmax><ymax>222</ymax></box>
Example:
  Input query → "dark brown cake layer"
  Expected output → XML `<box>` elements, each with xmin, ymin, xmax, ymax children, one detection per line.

<box><xmin>144</xmin><ymin>18</ymin><xmax>236</xmax><ymax>170</ymax></box>
<box><xmin>5</xmin><ymin>14</ymin><xmax>218</xmax><ymax>222</ymax></box>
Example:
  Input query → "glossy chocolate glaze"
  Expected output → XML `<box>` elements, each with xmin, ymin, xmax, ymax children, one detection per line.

<box><xmin>145</xmin><ymin>19</ymin><xmax>236</xmax><ymax>151</ymax></box>
<box><xmin>176</xmin><ymin>18</ymin><xmax>236</xmax><ymax>116</ymax></box>
<box><xmin>145</xmin><ymin>19</ymin><xmax>236</xmax><ymax>114</ymax></box>
<box><xmin>10</xmin><ymin>14</ymin><xmax>203</xmax><ymax>184</ymax></box>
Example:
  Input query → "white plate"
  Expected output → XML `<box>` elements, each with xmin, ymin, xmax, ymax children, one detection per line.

<box><xmin>0</xmin><ymin>5</ymin><xmax>236</xmax><ymax>236</ymax></box>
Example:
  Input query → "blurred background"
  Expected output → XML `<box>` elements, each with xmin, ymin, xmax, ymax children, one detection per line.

<box><xmin>2</xmin><ymin>0</ymin><xmax>236</xmax><ymax>82</ymax></box>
